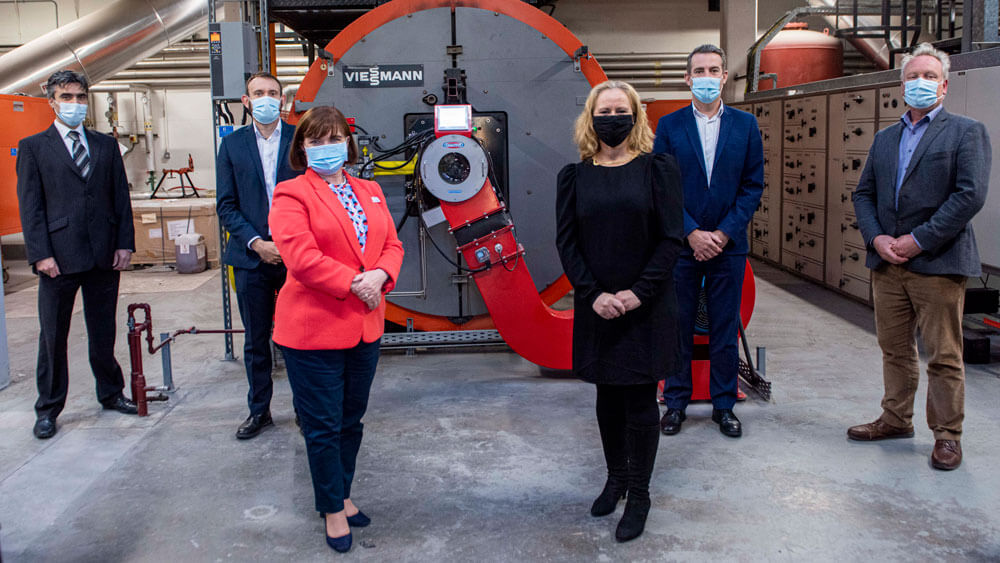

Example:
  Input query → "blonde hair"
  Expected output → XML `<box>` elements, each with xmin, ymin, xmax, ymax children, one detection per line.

<box><xmin>573</xmin><ymin>80</ymin><xmax>653</xmax><ymax>160</ymax></box>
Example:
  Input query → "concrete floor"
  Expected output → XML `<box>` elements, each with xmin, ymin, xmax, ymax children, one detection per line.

<box><xmin>1</xmin><ymin>260</ymin><xmax>999</xmax><ymax>562</ymax></box>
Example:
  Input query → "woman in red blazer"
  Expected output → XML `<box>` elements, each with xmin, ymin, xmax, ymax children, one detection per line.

<box><xmin>269</xmin><ymin>106</ymin><xmax>403</xmax><ymax>553</ymax></box>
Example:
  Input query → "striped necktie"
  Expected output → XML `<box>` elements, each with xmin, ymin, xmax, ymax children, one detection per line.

<box><xmin>66</xmin><ymin>130</ymin><xmax>91</xmax><ymax>178</ymax></box>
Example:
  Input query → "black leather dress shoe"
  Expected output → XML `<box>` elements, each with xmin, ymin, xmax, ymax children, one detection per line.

<box><xmin>33</xmin><ymin>417</ymin><xmax>57</xmax><ymax>439</ymax></box>
<box><xmin>712</xmin><ymin>409</ymin><xmax>742</xmax><ymax>437</ymax></box>
<box><xmin>236</xmin><ymin>411</ymin><xmax>273</xmax><ymax>440</ymax></box>
<box><xmin>659</xmin><ymin>408</ymin><xmax>686</xmax><ymax>435</ymax></box>
<box><xmin>102</xmin><ymin>395</ymin><xmax>139</xmax><ymax>415</ymax></box>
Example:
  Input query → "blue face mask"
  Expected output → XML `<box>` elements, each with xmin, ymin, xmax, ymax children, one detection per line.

<box><xmin>903</xmin><ymin>77</ymin><xmax>942</xmax><ymax>109</ymax></box>
<box><xmin>305</xmin><ymin>141</ymin><xmax>348</xmax><ymax>175</ymax></box>
<box><xmin>690</xmin><ymin>76</ymin><xmax>722</xmax><ymax>104</ymax></box>
<box><xmin>57</xmin><ymin>102</ymin><xmax>88</xmax><ymax>128</ymax></box>
<box><xmin>251</xmin><ymin>96</ymin><xmax>281</xmax><ymax>124</ymax></box>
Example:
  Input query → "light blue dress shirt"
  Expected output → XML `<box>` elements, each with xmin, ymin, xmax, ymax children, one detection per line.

<box><xmin>895</xmin><ymin>104</ymin><xmax>944</xmax><ymax>248</ymax></box>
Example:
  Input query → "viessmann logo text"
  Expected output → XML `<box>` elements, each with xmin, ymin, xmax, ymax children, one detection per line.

<box><xmin>342</xmin><ymin>64</ymin><xmax>424</xmax><ymax>88</ymax></box>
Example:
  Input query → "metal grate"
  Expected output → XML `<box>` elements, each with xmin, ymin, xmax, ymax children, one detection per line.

<box><xmin>381</xmin><ymin>329</ymin><xmax>508</xmax><ymax>349</ymax></box>
<box><xmin>738</xmin><ymin>359</ymin><xmax>772</xmax><ymax>401</ymax></box>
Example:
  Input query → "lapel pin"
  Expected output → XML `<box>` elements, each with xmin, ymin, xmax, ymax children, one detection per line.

<box><xmin>371</xmin><ymin>196</ymin><xmax>381</xmax><ymax>203</ymax></box>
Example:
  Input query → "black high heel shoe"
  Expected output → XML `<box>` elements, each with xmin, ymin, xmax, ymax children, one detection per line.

<box><xmin>319</xmin><ymin>510</ymin><xmax>371</xmax><ymax>527</ymax></box>
<box><xmin>326</xmin><ymin>531</ymin><xmax>352</xmax><ymax>553</ymax></box>
<box><xmin>347</xmin><ymin>510</ymin><xmax>371</xmax><ymax>527</ymax></box>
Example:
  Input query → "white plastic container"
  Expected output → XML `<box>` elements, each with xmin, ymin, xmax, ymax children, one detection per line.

<box><xmin>174</xmin><ymin>232</ymin><xmax>207</xmax><ymax>274</ymax></box>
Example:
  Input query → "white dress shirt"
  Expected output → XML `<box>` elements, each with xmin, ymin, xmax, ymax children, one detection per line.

<box><xmin>692</xmin><ymin>102</ymin><xmax>724</xmax><ymax>184</ymax></box>
<box><xmin>248</xmin><ymin>120</ymin><xmax>282</xmax><ymax>247</ymax></box>
<box><xmin>254</xmin><ymin>120</ymin><xmax>282</xmax><ymax>205</ymax></box>
<box><xmin>53</xmin><ymin>119</ymin><xmax>89</xmax><ymax>159</ymax></box>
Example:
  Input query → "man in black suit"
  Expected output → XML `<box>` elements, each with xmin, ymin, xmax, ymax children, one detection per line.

<box><xmin>216</xmin><ymin>71</ymin><xmax>301</xmax><ymax>439</ymax></box>
<box><xmin>16</xmin><ymin>70</ymin><xmax>138</xmax><ymax>440</ymax></box>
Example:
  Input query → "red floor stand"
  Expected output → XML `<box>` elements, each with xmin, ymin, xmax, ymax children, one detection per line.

<box><xmin>657</xmin><ymin>358</ymin><xmax>746</xmax><ymax>404</ymax></box>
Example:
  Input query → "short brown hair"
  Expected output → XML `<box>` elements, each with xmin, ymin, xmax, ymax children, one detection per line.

<box><xmin>246</xmin><ymin>71</ymin><xmax>282</xmax><ymax>95</ymax></box>
<box><xmin>288</xmin><ymin>106</ymin><xmax>359</xmax><ymax>170</ymax></box>
<box><xmin>686</xmin><ymin>44</ymin><xmax>726</xmax><ymax>73</ymax></box>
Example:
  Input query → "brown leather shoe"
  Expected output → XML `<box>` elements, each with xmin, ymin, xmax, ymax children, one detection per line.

<box><xmin>847</xmin><ymin>419</ymin><xmax>914</xmax><ymax>441</ymax></box>
<box><xmin>931</xmin><ymin>440</ymin><xmax>962</xmax><ymax>470</ymax></box>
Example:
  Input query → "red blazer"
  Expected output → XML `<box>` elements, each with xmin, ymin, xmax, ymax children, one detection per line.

<box><xmin>269</xmin><ymin>169</ymin><xmax>404</xmax><ymax>350</ymax></box>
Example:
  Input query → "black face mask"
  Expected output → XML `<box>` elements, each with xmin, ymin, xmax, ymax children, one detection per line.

<box><xmin>592</xmin><ymin>114</ymin><xmax>634</xmax><ymax>148</ymax></box>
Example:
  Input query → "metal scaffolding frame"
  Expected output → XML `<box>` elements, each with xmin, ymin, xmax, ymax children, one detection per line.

<box><xmin>209</xmin><ymin>0</ymin><xmax>272</xmax><ymax>360</ymax></box>
<box><xmin>0</xmin><ymin>252</ymin><xmax>10</xmax><ymax>390</ymax></box>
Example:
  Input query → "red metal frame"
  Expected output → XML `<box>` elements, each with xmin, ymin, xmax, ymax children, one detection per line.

<box><xmin>289</xmin><ymin>0</ymin><xmax>608</xmax><ymax>332</ymax></box>
<box><xmin>438</xmin><ymin>178</ymin><xmax>572</xmax><ymax>368</ymax></box>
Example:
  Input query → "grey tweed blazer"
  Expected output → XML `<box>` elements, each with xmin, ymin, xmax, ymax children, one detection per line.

<box><xmin>853</xmin><ymin>108</ymin><xmax>991</xmax><ymax>277</ymax></box>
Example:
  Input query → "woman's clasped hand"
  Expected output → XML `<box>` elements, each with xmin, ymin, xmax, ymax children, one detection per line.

<box><xmin>591</xmin><ymin>290</ymin><xmax>641</xmax><ymax>319</ymax></box>
<box><xmin>351</xmin><ymin>269</ymin><xmax>388</xmax><ymax>310</ymax></box>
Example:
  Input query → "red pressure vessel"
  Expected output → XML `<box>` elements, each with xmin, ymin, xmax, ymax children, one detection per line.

<box><xmin>759</xmin><ymin>22</ymin><xmax>843</xmax><ymax>90</ymax></box>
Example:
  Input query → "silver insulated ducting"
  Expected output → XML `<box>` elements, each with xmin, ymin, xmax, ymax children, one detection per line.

<box><xmin>0</xmin><ymin>0</ymin><xmax>209</xmax><ymax>96</ymax></box>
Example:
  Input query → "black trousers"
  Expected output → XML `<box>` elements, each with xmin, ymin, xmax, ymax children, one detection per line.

<box><xmin>35</xmin><ymin>268</ymin><xmax>125</xmax><ymax>419</ymax></box>
<box><xmin>280</xmin><ymin>340</ymin><xmax>381</xmax><ymax>514</ymax></box>
<box><xmin>233</xmin><ymin>262</ymin><xmax>286</xmax><ymax>416</ymax></box>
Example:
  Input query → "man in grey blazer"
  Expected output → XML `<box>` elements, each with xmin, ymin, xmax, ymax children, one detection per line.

<box><xmin>849</xmin><ymin>43</ymin><xmax>991</xmax><ymax>470</ymax></box>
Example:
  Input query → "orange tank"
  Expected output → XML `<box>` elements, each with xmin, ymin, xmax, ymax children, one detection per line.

<box><xmin>759</xmin><ymin>22</ymin><xmax>843</xmax><ymax>91</ymax></box>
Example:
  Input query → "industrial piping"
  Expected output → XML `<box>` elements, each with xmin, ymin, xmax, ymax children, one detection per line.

<box><xmin>127</xmin><ymin>303</ymin><xmax>244</xmax><ymax>416</ymax></box>
<box><xmin>0</xmin><ymin>0</ymin><xmax>208</xmax><ymax>96</ymax></box>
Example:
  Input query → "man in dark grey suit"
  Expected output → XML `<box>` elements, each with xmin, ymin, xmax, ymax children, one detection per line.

<box><xmin>848</xmin><ymin>44</ymin><xmax>991</xmax><ymax>470</ymax></box>
<box><xmin>16</xmin><ymin>70</ymin><xmax>138</xmax><ymax>440</ymax></box>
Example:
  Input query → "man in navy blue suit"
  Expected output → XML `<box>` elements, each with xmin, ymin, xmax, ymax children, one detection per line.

<box><xmin>653</xmin><ymin>45</ymin><xmax>763</xmax><ymax>438</ymax></box>
<box><xmin>217</xmin><ymin>72</ymin><xmax>302</xmax><ymax>439</ymax></box>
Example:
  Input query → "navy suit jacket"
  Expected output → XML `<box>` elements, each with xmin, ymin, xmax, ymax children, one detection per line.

<box><xmin>853</xmin><ymin>108</ymin><xmax>990</xmax><ymax>277</ymax></box>
<box><xmin>216</xmin><ymin>121</ymin><xmax>301</xmax><ymax>269</ymax></box>
<box><xmin>16</xmin><ymin>125</ymin><xmax>135</xmax><ymax>274</ymax></box>
<box><xmin>653</xmin><ymin>105</ymin><xmax>764</xmax><ymax>255</ymax></box>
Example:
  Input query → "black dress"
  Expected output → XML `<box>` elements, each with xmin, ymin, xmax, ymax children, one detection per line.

<box><xmin>555</xmin><ymin>152</ymin><xmax>684</xmax><ymax>385</ymax></box>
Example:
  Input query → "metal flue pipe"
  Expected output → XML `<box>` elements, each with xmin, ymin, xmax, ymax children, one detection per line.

<box><xmin>0</xmin><ymin>0</ymin><xmax>208</xmax><ymax>96</ymax></box>
<box><xmin>808</xmin><ymin>0</ymin><xmax>898</xmax><ymax>70</ymax></box>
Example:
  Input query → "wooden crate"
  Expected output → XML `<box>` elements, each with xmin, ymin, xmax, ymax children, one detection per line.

<box><xmin>130</xmin><ymin>197</ymin><xmax>220</xmax><ymax>266</ymax></box>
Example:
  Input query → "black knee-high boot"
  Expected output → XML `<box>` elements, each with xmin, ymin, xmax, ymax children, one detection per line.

<box><xmin>615</xmin><ymin>423</ymin><xmax>659</xmax><ymax>542</ymax></box>
<box><xmin>591</xmin><ymin>412</ymin><xmax>628</xmax><ymax>517</ymax></box>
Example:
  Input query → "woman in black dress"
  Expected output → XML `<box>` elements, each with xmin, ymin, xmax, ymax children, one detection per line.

<box><xmin>555</xmin><ymin>80</ymin><xmax>684</xmax><ymax>542</ymax></box>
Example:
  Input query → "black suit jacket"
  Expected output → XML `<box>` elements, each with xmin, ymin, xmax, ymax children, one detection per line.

<box><xmin>216</xmin><ymin>122</ymin><xmax>301</xmax><ymax>270</ymax></box>
<box><xmin>16</xmin><ymin>124</ymin><xmax>135</xmax><ymax>274</ymax></box>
